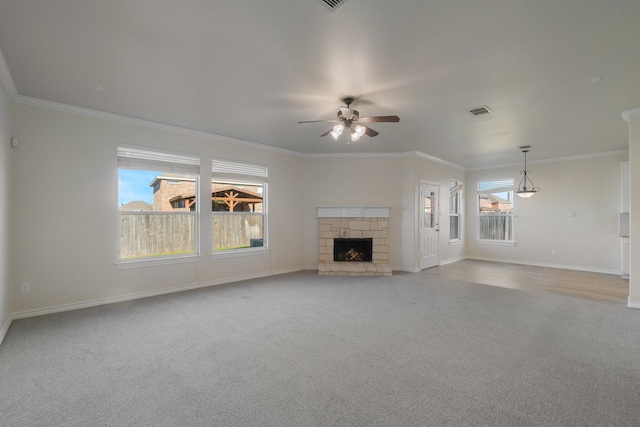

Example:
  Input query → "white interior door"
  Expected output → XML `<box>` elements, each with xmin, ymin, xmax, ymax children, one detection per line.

<box><xmin>420</xmin><ymin>183</ymin><xmax>439</xmax><ymax>269</ymax></box>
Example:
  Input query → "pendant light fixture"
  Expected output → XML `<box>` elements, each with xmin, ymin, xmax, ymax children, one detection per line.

<box><xmin>515</xmin><ymin>146</ymin><xmax>540</xmax><ymax>198</ymax></box>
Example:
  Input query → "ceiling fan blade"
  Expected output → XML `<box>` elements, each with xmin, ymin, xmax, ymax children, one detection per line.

<box><xmin>298</xmin><ymin>120</ymin><xmax>338</xmax><ymax>124</ymax></box>
<box><xmin>320</xmin><ymin>129</ymin><xmax>333</xmax><ymax>137</ymax></box>
<box><xmin>358</xmin><ymin>115</ymin><xmax>400</xmax><ymax>123</ymax></box>
<box><xmin>364</xmin><ymin>127</ymin><xmax>379</xmax><ymax>137</ymax></box>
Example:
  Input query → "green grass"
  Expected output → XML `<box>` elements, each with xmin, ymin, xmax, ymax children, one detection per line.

<box><xmin>214</xmin><ymin>245</ymin><xmax>251</xmax><ymax>251</ymax></box>
<box><xmin>122</xmin><ymin>250</ymin><xmax>194</xmax><ymax>259</ymax></box>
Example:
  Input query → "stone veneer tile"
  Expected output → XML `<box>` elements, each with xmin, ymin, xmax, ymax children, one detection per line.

<box><xmin>318</xmin><ymin>216</ymin><xmax>391</xmax><ymax>277</ymax></box>
<box><xmin>349</xmin><ymin>220</ymin><xmax>371</xmax><ymax>231</ymax></box>
<box><xmin>319</xmin><ymin>231</ymin><xmax>339</xmax><ymax>239</ymax></box>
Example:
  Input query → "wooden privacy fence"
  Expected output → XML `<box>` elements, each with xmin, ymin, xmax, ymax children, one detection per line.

<box><xmin>120</xmin><ymin>213</ymin><xmax>263</xmax><ymax>258</ymax></box>
<box><xmin>478</xmin><ymin>214</ymin><xmax>513</xmax><ymax>240</ymax></box>
<box><xmin>120</xmin><ymin>214</ymin><xmax>196</xmax><ymax>258</ymax></box>
<box><xmin>213</xmin><ymin>214</ymin><xmax>263</xmax><ymax>250</ymax></box>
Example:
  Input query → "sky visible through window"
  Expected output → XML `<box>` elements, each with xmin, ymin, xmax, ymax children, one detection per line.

<box><xmin>118</xmin><ymin>169</ymin><xmax>161</xmax><ymax>206</ymax></box>
<box><xmin>478</xmin><ymin>179</ymin><xmax>513</xmax><ymax>201</ymax></box>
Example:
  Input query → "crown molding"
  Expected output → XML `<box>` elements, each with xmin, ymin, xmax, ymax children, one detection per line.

<box><xmin>13</xmin><ymin>93</ymin><xmax>471</xmax><ymax>166</ymax></box>
<box><xmin>302</xmin><ymin>151</ymin><xmax>411</xmax><ymax>159</ymax></box>
<box><xmin>467</xmin><ymin>148</ymin><xmax>629</xmax><ymax>171</ymax></box>
<box><xmin>13</xmin><ymin>94</ymin><xmax>305</xmax><ymax>158</ymax></box>
<box><xmin>0</xmin><ymin>47</ymin><xmax>18</xmax><ymax>100</ymax></box>
<box><xmin>4</xmin><ymin>37</ymin><xmax>629</xmax><ymax>170</ymax></box>
<box><xmin>11</xmin><ymin>93</ymin><xmax>630</xmax><ymax>169</ymax></box>
<box><xmin>414</xmin><ymin>151</ymin><xmax>467</xmax><ymax>170</ymax></box>
<box><xmin>622</xmin><ymin>107</ymin><xmax>640</xmax><ymax>123</ymax></box>
<box><xmin>301</xmin><ymin>150</ymin><xmax>467</xmax><ymax>169</ymax></box>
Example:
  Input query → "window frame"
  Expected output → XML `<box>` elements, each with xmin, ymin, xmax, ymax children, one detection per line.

<box><xmin>116</xmin><ymin>144</ymin><xmax>201</xmax><ymax>269</ymax></box>
<box><xmin>449</xmin><ymin>179</ymin><xmax>463</xmax><ymax>243</ymax></box>
<box><xmin>211</xmin><ymin>158</ymin><xmax>268</xmax><ymax>258</ymax></box>
<box><xmin>477</xmin><ymin>178</ymin><xmax>515</xmax><ymax>245</ymax></box>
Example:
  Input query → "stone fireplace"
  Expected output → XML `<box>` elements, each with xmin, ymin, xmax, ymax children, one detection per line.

<box><xmin>318</xmin><ymin>206</ymin><xmax>392</xmax><ymax>276</ymax></box>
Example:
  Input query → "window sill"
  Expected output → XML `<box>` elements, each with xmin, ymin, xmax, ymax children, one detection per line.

<box><xmin>211</xmin><ymin>247</ymin><xmax>269</xmax><ymax>259</ymax></box>
<box><xmin>115</xmin><ymin>254</ymin><xmax>202</xmax><ymax>269</ymax></box>
<box><xmin>477</xmin><ymin>240</ymin><xmax>516</xmax><ymax>246</ymax></box>
<box><xmin>449</xmin><ymin>240</ymin><xmax>463</xmax><ymax>246</ymax></box>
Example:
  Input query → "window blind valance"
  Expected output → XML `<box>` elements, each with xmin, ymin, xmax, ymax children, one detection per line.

<box><xmin>118</xmin><ymin>145</ymin><xmax>200</xmax><ymax>174</ymax></box>
<box><xmin>212</xmin><ymin>158</ymin><xmax>268</xmax><ymax>183</ymax></box>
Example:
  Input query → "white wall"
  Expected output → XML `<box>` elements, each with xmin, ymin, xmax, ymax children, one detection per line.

<box><xmin>303</xmin><ymin>154</ymin><xmax>466</xmax><ymax>271</ymax></box>
<box><xmin>5</xmin><ymin>100</ymin><xmax>630</xmax><ymax>318</ymax></box>
<box><xmin>465</xmin><ymin>153</ymin><xmax>628</xmax><ymax>273</ymax></box>
<box><xmin>0</xmin><ymin>78</ymin><xmax>10</xmax><ymax>338</ymax></box>
<box><xmin>303</xmin><ymin>156</ymin><xmax>405</xmax><ymax>269</ymax></box>
<box><xmin>9</xmin><ymin>103</ymin><xmax>305</xmax><ymax>314</ymax></box>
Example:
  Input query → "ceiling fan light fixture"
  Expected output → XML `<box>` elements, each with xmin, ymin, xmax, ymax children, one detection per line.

<box><xmin>340</xmin><ymin>108</ymin><xmax>354</xmax><ymax>120</ymax></box>
<box><xmin>298</xmin><ymin>97</ymin><xmax>399</xmax><ymax>145</ymax></box>
<box><xmin>330</xmin><ymin>124</ymin><xmax>344</xmax><ymax>140</ymax></box>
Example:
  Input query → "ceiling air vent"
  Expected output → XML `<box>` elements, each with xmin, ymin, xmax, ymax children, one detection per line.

<box><xmin>469</xmin><ymin>106</ymin><xmax>492</xmax><ymax>116</ymax></box>
<box><xmin>318</xmin><ymin>0</ymin><xmax>347</xmax><ymax>11</ymax></box>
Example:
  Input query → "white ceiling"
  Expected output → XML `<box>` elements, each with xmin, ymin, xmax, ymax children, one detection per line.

<box><xmin>0</xmin><ymin>0</ymin><xmax>638</xmax><ymax>168</ymax></box>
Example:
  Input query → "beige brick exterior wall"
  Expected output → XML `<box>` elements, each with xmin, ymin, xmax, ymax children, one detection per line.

<box><xmin>318</xmin><ymin>217</ymin><xmax>391</xmax><ymax>276</ymax></box>
<box><xmin>154</xmin><ymin>179</ymin><xmax>196</xmax><ymax>211</ymax></box>
<box><xmin>153</xmin><ymin>179</ymin><xmax>263</xmax><ymax>212</ymax></box>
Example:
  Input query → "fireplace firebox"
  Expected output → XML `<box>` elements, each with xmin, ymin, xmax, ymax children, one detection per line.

<box><xmin>333</xmin><ymin>238</ymin><xmax>373</xmax><ymax>262</ymax></box>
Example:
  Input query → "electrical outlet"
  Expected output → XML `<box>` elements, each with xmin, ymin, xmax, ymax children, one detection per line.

<box><xmin>20</xmin><ymin>282</ymin><xmax>30</xmax><ymax>293</ymax></box>
<box><xmin>551</xmin><ymin>250</ymin><xmax>557</xmax><ymax>256</ymax></box>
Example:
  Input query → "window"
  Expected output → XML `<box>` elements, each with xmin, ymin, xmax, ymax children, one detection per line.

<box><xmin>450</xmin><ymin>179</ymin><xmax>462</xmax><ymax>241</ymax></box>
<box><xmin>118</xmin><ymin>145</ymin><xmax>200</xmax><ymax>261</ymax></box>
<box><xmin>477</xmin><ymin>178</ymin><xmax>514</xmax><ymax>243</ymax></box>
<box><xmin>211</xmin><ymin>159</ymin><xmax>267</xmax><ymax>253</ymax></box>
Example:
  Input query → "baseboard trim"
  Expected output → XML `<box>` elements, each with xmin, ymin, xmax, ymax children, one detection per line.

<box><xmin>399</xmin><ymin>266</ymin><xmax>421</xmax><ymax>273</ymax></box>
<box><xmin>0</xmin><ymin>315</ymin><xmax>12</xmax><ymax>347</ymax></box>
<box><xmin>466</xmin><ymin>256</ymin><xmax>620</xmax><ymax>275</ymax></box>
<box><xmin>440</xmin><ymin>256</ymin><xmax>466</xmax><ymax>266</ymax></box>
<box><xmin>271</xmin><ymin>267</ymin><xmax>307</xmax><ymax>276</ymax></box>
<box><xmin>11</xmin><ymin>267</ymin><xmax>307</xmax><ymax>321</ymax></box>
<box><xmin>628</xmin><ymin>297</ymin><xmax>640</xmax><ymax>310</ymax></box>
<box><xmin>198</xmin><ymin>267</ymin><xmax>306</xmax><ymax>288</ymax></box>
<box><xmin>12</xmin><ymin>282</ymin><xmax>202</xmax><ymax>320</ymax></box>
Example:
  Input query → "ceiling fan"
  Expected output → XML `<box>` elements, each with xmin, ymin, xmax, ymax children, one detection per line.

<box><xmin>298</xmin><ymin>97</ymin><xmax>400</xmax><ymax>145</ymax></box>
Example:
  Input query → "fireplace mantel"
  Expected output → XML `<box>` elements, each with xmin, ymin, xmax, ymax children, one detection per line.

<box><xmin>317</xmin><ymin>206</ymin><xmax>389</xmax><ymax>218</ymax></box>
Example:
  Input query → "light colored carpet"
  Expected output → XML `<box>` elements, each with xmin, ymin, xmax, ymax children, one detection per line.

<box><xmin>1</xmin><ymin>269</ymin><xmax>640</xmax><ymax>426</ymax></box>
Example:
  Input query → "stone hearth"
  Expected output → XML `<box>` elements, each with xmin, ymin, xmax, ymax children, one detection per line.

<box><xmin>318</xmin><ymin>206</ymin><xmax>391</xmax><ymax>276</ymax></box>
